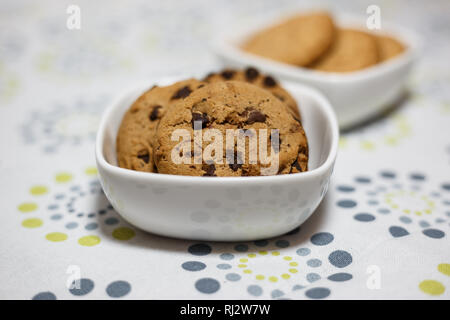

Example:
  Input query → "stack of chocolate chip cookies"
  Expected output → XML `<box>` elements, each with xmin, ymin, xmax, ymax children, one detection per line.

<box><xmin>242</xmin><ymin>11</ymin><xmax>406</xmax><ymax>72</ymax></box>
<box><xmin>116</xmin><ymin>67</ymin><xmax>308</xmax><ymax>177</ymax></box>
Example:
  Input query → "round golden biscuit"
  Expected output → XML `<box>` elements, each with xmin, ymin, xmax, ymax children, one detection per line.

<box><xmin>309</xmin><ymin>28</ymin><xmax>379</xmax><ymax>72</ymax></box>
<box><xmin>242</xmin><ymin>12</ymin><xmax>335</xmax><ymax>66</ymax></box>
<box><xmin>154</xmin><ymin>81</ymin><xmax>308</xmax><ymax>177</ymax></box>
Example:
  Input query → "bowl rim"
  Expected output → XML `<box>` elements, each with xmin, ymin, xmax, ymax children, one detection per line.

<box><xmin>95</xmin><ymin>78</ymin><xmax>339</xmax><ymax>185</ymax></box>
<box><xmin>211</xmin><ymin>12</ymin><xmax>421</xmax><ymax>83</ymax></box>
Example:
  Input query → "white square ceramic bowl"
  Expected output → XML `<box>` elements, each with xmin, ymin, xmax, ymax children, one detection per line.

<box><xmin>212</xmin><ymin>14</ymin><xmax>421</xmax><ymax>129</ymax></box>
<box><xmin>95</xmin><ymin>78</ymin><xmax>339</xmax><ymax>241</ymax></box>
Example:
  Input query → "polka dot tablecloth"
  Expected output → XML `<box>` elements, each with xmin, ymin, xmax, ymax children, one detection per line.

<box><xmin>1</xmin><ymin>0</ymin><xmax>449</xmax><ymax>300</ymax></box>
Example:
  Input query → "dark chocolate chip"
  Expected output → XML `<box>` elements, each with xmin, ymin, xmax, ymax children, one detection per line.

<box><xmin>149</xmin><ymin>105</ymin><xmax>162</xmax><ymax>121</ymax></box>
<box><xmin>263</xmin><ymin>75</ymin><xmax>277</xmax><ymax>87</ymax></box>
<box><xmin>137</xmin><ymin>152</ymin><xmax>150</xmax><ymax>164</ymax></box>
<box><xmin>203</xmin><ymin>164</ymin><xmax>216</xmax><ymax>176</ymax></box>
<box><xmin>245</xmin><ymin>67</ymin><xmax>259</xmax><ymax>81</ymax></box>
<box><xmin>227</xmin><ymin>150</ymin><xmax>243</xmax><ymax>171</ymax></box>
<box><xmin>192</xmin><ymin>112</ymin><xmax>210</xmax><ymax>129</ymax></box>
<box><xmin>197</xmin><ymin>84</ymin><xmax>205</xmax><ymax>88</ymax></box>
<box><xmin>246</xmin><ymin>110</ymin><xmax>266</xmax><ymax>124</ymax></box>
<box><xmin>221</xmin><ymin>70</ymin><xmax>235</xmax><ymax>80</ymax></box>
<box><xmin>171</xmin><ymin>86</ymin><xmax>192</xmax><ymax>99</ymax></box>
<box><xmin>290</xmin><ymin>158</ymin><xmax>302</xmax><ymax>173</ymax></box>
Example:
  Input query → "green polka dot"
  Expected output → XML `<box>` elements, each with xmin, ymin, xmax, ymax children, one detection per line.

<box><xmin>438</xmin><ymin>263</ymin><xmax>450</xmax><ymax>276</ymax></box>
<box><xmin>419</xmin><ymin>280</ymin><xmax>445</xmax><ymax>296</ymax></box>
<box><xmin>55</xmin><ymin>172</ymin><xmax>72</xmax><ymax>183</ymax></box>
<box><xmin>30</xmin><ymin>185</ymin><xmax>48</xmax><ymax>196</ymax></box>
<box><xmin>18</xmin><ymin>202</ymin><xmax>38</xmax><ymax>213</ymax></box>
<box><xmin>112</xmin><ymin>227</ymin><xmax>135</xmax><ymax>240</ymax></box>
<box><xmin>78</xmin><ymin>235</ymin><xmax>101</xmax><ymax>247</ymax></box>
<box><xmin>22</xmin><ymin>218</ymin><xmax>43</xmax><ymax>228</ymax></box>
<box><xmin>85</xmin><ymin>167</ymin><xmax>98</xmax><ymax>176</ymax></box>
<box><xmin>46</xmin><ymin>232</ymin><xmax>68</xmax><ymax>242</ymax></box>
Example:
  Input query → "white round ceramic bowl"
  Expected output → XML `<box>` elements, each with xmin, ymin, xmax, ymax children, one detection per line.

<box><xmin>212</xmin><ymin>14</ymin><xmax>421</xmax><ymax>129</ymax></box>
<box><xmin>95</xmin><ymin>78</ymin><xmax>339</xmax><ymax>241</ymax></box>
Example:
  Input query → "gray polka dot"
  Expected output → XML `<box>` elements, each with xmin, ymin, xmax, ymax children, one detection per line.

<box><xmin>226</xmin><ymin>273</ymin><xmax>241</xmax><ymax>282</ymax></box>
<box><xmin>435</xmin><ymin>218</ymin><xmax>445</xmax><ymax>223</ymax></box>
<box><xmin>55</xmin><ymin>194</ymin><xmax>65</xmax><ymax>200</ymax></box>
<box><xmin>88</xmin><ymin>213</ymin><xmax>95</xmax><ymax>218</ymax></box>
<box><xmin>32</xmin><ymin>291</ymin><xmax>56</xmax><ymax>300</ymax></box>
<box><xmin>48</xmin><ymin>204</ymin><xmax>59</xmax><ymax>210</ymax></box>
<box><xmin>195</xmin><ymin>278</ymin><xmax>220</xmax><ymax>294</ymax></box>
<box><xmin>217</xmin><ymin>263</ymin><xmax>231</xmax><ymax>270</ymax></box>
<box><xmin>355</xmin><ymin>176</ymin><xmax>371</xmax><ymax>184</ymax></box>
<box><xmin>377</xmin><ymin>208</ymin><xmax>390</xmax><ymax>214</ymax></box>
<box><xmin>336</xmin><ymin>185</ymin><xmax>355</xmax><ymax>192</ymax></box>
<box><xmin>234</xmin><ymin>244</ymin><xmax>248</xmax><ymax>252</ymax></box>
<box><xmin>354</xmin><ymin>213</ymin><xmax>375</xmax><ymax>222</ymax></box>
<box><xmin>190</xmin><ymin>211</ymin><xmax>210</xmax><ymax>223</ymax></box>
<box><xmin>85</xmin><ymin>222</ymin><xmax>98</xmax><ymax>230</ymax></box>
<box><xmin>310</xmin><ymin>232</ymin><xmax>334</xmax><ymax>246</ymax></box>
<box><xmin>271</xmin><ymin>289</ymin><xmax>284</xmax><ymax>299</ymax></box>
<box><xmin>410</xmin><ymin>173</ymin><xmax>425</xmax><ymax>181</ymax></box>
<box><xmin>389</xmin><ymin>226</ymin><xmax>409</xmax><ymax>238</ymax></box>
<box><xmin>380</xmin><ymin>171</ymin><xmax>396</xmax><ymax>179</ymax></box>
<box><xmin>419</xmin><ymin>220</ymin><xmax>430</xmax><ymax>228</ymax></box>
<box><xmin>441</xmin><ymin>183</ymin><xmax>450</xmax><ymax>191</ymax></box>
<box><xmin>65</xmin><ymin>222</ymin><xmax>78</xmax><ymax>229</ymax></box>
<box><xmin>105</xmin><ymin>217</ymin><xmax>119</xmax><ymax>225</ymax></box>
<box><xmin>423</xmin><ymin>228</ymin><xmax>445</xmax><ymax>239</ymax></box>
<box><xmin>296</xmin><ymin>248</ymin><xmax>311</xmax><ymax>256</ymax></box>
<box><xmin>328</xmin><ymin>250</ymin><xmax>352</xmax><ymax>268</ymax></box>
<box><xmin>275</xmin><ymin>240</ymin><xmax>290</xmax><ymax>248</ymax></box>
<box><xmin>292</xmin><ymin>284</ymin><xmax>305</xmax><ymax>291</ymax></box>
<box><xmin>69</xmin><ymin>278</ymin><xmax>94</xmax><ymax>296</ymax></box>
<box><xmin>307</xmin><ymin>273</ymin><xmax>321</xmax><ymax>283</ymax></box>
<box><xmin>247</xmin><ymin>285</ymin><xmax>262</xmax><ymax>297</ymax></box>
<box><xmin>188</xmin><ymin>243</ymin><xmax>212</xmax><ymax>256</ymax></box>
<box><xmin>254</xmin><ymin>240</ymin><xmax>268</xmax><ymax>247</ymax></box>
<box><xmin>307</xmin><ymin>259</ymin><xmax>322</xmax><ymax>268</ymax></box>
<box><xmin>305</xmin><ymin>287</ymin><xmax>330</xmax><ymax>299</ymax></box>
<box><xmin>337</xmin><ymin>199</ymin><xmax>357</xmax><ymax>208</ymax></box>
<box><xmin>182</xmin><ymin>261</ymin><xmax>206</xmax><ymax>271</ymax></box>
<box><xmin>220</xmin><ymin>253</ymin><xmax>234</xmax><ymax>261</ymax></box>
<box><xmin>205</xmin><ymin>199</ymin><xmax>220</xmax><ymax>209</ymax></box>
<box><xmin>328</xmin><ymin>273</ymin><xmax>353</xmax><ymax>282</ymax></box>
<box><xmin>51</xmin><ymin>214</ymin><xmax>63</xmax><ymax>220</ymax></box>
<box><xmin>106</xmin><ymin>280</ymin><xmax>131</xmax><ymax>298</ymax></box>
<box><xmin>399</xmin><ymin>216</ymin><xmax>412</xmax><ymax>224</ymax></box>
<box><xmin>367</xmin><ymin>200</ymin><xmax>379</xmax><ymax>206</ymax></box>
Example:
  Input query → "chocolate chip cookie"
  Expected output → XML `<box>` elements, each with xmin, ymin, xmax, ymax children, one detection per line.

<box><xmin>154</xmin><ymin>81</ymin><xmax>308</xmax><ymax>176</ymax></box>
<box><xmin>309</xmin><ymin>28</ymin><xmax>379</xmax><ymax>72</ymax></box>
<box><xmin>203</xmin><ymin>67</ymin><xmax>301</xmax><ymax>119</ymax></box>
<box><xmin>242</xmin><ymin>12</ymin><xmax>335</xmax><ymax>66</ymax></box>
<box><xmin>116</xmin><ymin>79</ymin><xmax>203</xmax><ymax>172</ymax></box>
